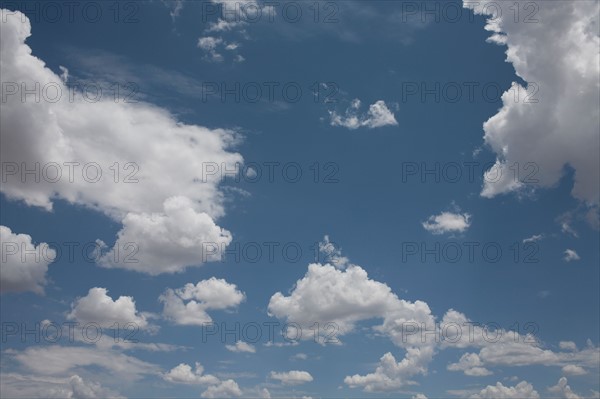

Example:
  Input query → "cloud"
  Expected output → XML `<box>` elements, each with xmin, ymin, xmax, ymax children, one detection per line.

<box><xmin>163</xmin><ymin>362</ymin><xmax>219</xmax><ymax>385</ymax></box>
<box><xmin>463</xmin><ymin>1</ymin><xmax>600</xmax><ymax>206</ymax></box>
<box><xmin>329</xmin><ymin>99</ymin><xmax>398</xmax><ymax>129</ymax></box>
<box><xmin>561</xmin><ymin>364</ymin><xmax>587</xmax><ymax>376</ymax></box>
<box><xmin>97</xmin><ymin>196</ymin><xmax>232</xmax><ymax>275</ymax></box>
<box><xmin>422</xmin><ymin>211</ymin><xmax>471</xmax><ymax>234</ymax></box>
<box><xmin>447</xmin><ymin>353</ymin><xmax>493</xmax><ymax>376</ymax></box>
<box><xmin>67</xmin><ymin>287</ymin><xmax>150</xmax><ymax>329</ymax></box>
<box><xmin>200</xmin><ymin>379</ymin><xmax>242</xmax><ymax>398</ymax></box>
<box><xmin>268</xmin><ymin>238</ymin><xmax>436</xmax><ymax>390</ymax></box>
<box><xmin>163</xmin><ymin>362</ymin><xmax>241</xmax><ymax>398</ymax></box>
<box><xmin>559</xmin><ymin>341</ymin><xmax>578</xmax><ymax>351</ymax></box>
<box><xmin>225</xmin><ymin>341</ymin><xmax>256</xmax><ymax>353</ymax></box>
<box><xmin>563</xmin><ymin>249</ymin><xmax>581</xmax><ymax>262</ymax></box>
<box><xmin>523</xmin><ymin>234</ymin><xmax>543</xmax><ymax>243</ymax></box>
<box><xmin>548</xmin><ymin>377</ymin><xmax>582</xmax><ymax>399</ymax></box>
<box><xmin>0</xmin><ymin>9</ymin><xmax>242</xmax><ymax>273</ymax></box>
<box><xmin>269</xmin><ymin>370</ymin><xmax>313</xmax><ymax>385</ymax></box>
<box><xmin>9</xmin><ymin>346</ymin><xmax>158</xmax><ymax>380</ymax></box>
<box><xmin>0</xmin><ymin>225</ymin><xmax>56</xmax><ymax>295</ymax></box>
<box><xmin>344</xmin><ymin>349</ymin><xmax>434</xmax><ymax>392</ymax></box>
<box><xmin>469</xmin><ymin>381</ymin><xmax>540</xmax><ymax>399</ymax></box>
<box><xmin>0</xmin><ymin>373</ymin><xmax>124</xmax><ymax>399</ymax></box>
<box><xmin>161</xmin><ymin>278</ymin><xmax>245</xmax><ymax>325</ymax></box>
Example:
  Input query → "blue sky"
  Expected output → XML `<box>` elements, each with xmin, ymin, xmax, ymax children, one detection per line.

<box><xmin>0</xmin><ymin>1</ymin><xmax>599</xmax><ymax>398</ymax></box>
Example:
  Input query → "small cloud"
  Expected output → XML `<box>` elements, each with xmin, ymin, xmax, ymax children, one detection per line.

<box><xmin>225</xmin><ymin>341</ymin><xmax>256</xmax><ymax>353</ymax></box>
<box><xmin>562</xmin><ymin>364</ymin><xmax>587</xmax><ymax>375</ymax></box>
<box><xmin>329</xmin><ymin>99</ymin><xmax>398</xmax><ymax>130</ymax></box>
<box><xmin>523</xmin><ymin>234</ymin><xmax>543</xmax><ymax>243</ymax></box>
<box><xmin>422</xmin><ymin>211</ymin><xmax>471</xmax><ymax>235</ymax></box>
<box><xmin>563</xmin><ymin>249</ymin><xmax>580</xmax><ymax>262</ymax></box>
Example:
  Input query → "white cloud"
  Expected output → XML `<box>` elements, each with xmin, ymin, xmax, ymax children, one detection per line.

<box><xmin>561</xmin><ymin>365</ymin><xmax>587</xmax><ymax>376</ymax></box>
<box><xmin>329</xmin><ymin>99</ymin><xmax>398</xmax><ymax>129</ymax></box>
<box><xmin>67</xmin><ymin>287</ymin><xmax>149</xmax><ymax>329</ymax></box>
<box><xmin>197</xmin><ymin>36</ymin><xmax>225</xmax><ymax>62</ymax></box>
<box><xmin>559</xmin><ymin>341</ymin><xmax>578</xmax><ymax>351</ymax></box>
<box><xmin>447</xmin><ymin>353</ymin><xmax>493</xmax><ymax>376</ymax></box>
<box><xmin>225</xmin><ymin>341</ymin><xmax>256</xmax><ymax>353</ymax></box>
<box><xmin>523</xmin><ymin>234</ymin><xmax>543</xmax><ymax>243</ymax></box>
<box><xmin>97</xmin><ymin>196</ymin><xmax>232</xmax><ymax>275</ymax></box>
<box><xmin>269</xmin><ymin>239</ymin><xmax>436</xmax><ymax>390</ymax></box>
<box><xmin>412</xmin><ymin>395</ymin><xmax>428</xmax><ymax>399</ymax></box>
<box><xmin>0</xmin><ymin>9</ymin><xmax>242</xmax><ymax>273</ymax></box>
<box><xmin>269</xmin><ymin>370</ymin><xmax>313</xmax><ymax>385</ymax></box>
<box><xmin>9</xmin><ymin>346</ymin><xmax>158</xmax><ymax>380</ymax></box>
<box><xmin>548</xmin><ymin>377</ymin><xmax>582</xmax><ymax>399</ymax></box>
<box><xmin>344</xmin><ymin>349</ymin><xmax>434</xmax><ymax>392</ymax></box>
<box><xmin>161</xmin><ymin>278</ymin><xmax>245</xmax><ymax>325</ymax></box>
<box><xmin>291</xmin><ymin>353</ymin><xmax>308</xmax><ymax>361</ymax></box>
<box><xmin>163</xmin><ymin>362</ymin><xmax>241</xmax><ymax>398</ymax></box>
<box><xmin>0</xmin><ymin>225</ymin><xmax>56</xmax><ymax>294</ymax></box>
<box><xmin>563</xmin><ymin>249</ymin><xmax>580</xmax><ymax>262</ymax></box>
<box><xmin>163</xmin><ymin>362</ymin><xmax>219</xmax><ymax>385</ymax></box>
<box><xmin>201</xmin><ymin>379</ymin><xmax>242</xmax><ymax>398</ymax></box>
<box><xmin>0</xmin><ymin>373</ymin><xmax>124</xmax><ymax>399</ymax></box>
<box><xmin>422</xmin><ymin>211</ymin><xmax>471</xmax><ymax>234</ymax></box>
<box><xmin>470</xmin><ymin>381</ymin><xmax>540</xmax><ymax>399</ymax></box>
<box><xmin>463</xmin><ymin>1</ymin><xmax>600</xmax><ymax>207</ymax></box>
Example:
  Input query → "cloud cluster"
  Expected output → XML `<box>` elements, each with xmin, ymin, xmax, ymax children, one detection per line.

<box><xmin>0</xmin><ymin>9</ymin><xmax>243</xmax><ymax>275</ymax></box>
<box><xmin>329</xmin><ymin>99</ymin><xmax>398</xmax><ymax>129</ymax></box>
<box><xmin>161</xmin><ymin>278</ymin><xmax>245</xmax><ymax>325</ymax></box>
<box><xmin>162</xmin><ymin>362</ymin><xmax>242</xmax><ymax>398</ymax></box>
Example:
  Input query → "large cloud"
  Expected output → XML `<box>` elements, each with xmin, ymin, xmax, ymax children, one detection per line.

<box><xmin>464</xmin><ymin>1</ymin><xmax>600</xmax><ymax>206</ymax></box>
<box><xmin>0</xmin><ymin>225</ymin><xmax>56</xmax><ymax>294</ymax></box>
<box><xmin>0</xmin><ymin>9</ymin><xmax>243</xmax><ymax>274</ymax></box>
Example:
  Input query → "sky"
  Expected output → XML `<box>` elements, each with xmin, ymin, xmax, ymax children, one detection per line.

<box><xmin>0</xmin><ymin>0</ymin><xmax>599</xmax><ymax>398</ymax></box>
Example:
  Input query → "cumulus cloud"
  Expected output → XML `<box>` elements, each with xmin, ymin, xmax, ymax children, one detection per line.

<box><xmin>163</xmin><ymin>362</ymin><xmax>241</xmax><ymax>398</ymax></box>
<box><xmin>97</xmin><ymin>196</ymin><xmax>232</xmax><ymax>275</ymax></box>
<box><xmin>463</xmin><ymin>1</ymin><xmax>600</xmax><ymax>207</ymax></box>
<box><xmin>269</xmin><ymin>239</ymin><xmax>598</xmax><ymax>392</ymax></box>
<box><xmin>67</xmin><ymin>287</ymin><xmax>150</xmax><ymax>329</ymax></box>
<box><xmin>447</xmin><ymin>353</ymin><xmax>493</xmax><ymax>376</ymax></box>
<box><xmin>0</xmin><ymin>9</ymin><xmax>242</xmax><ymax>274</ymax></box>
<box><xmin>269</xmin><ymin>370</ymin><xmax>313</xmax><ymax>385</ymax></box>
<box><xmin>563</xmin><ymin>249</ymin><xmax>581</xmax><ymax>262</ymax></box>
<box><xmin>329</xmin><ymin>99</ymin><xmax>398</xmax><ymax>129</ymax></box>
<box><xmin>161</xmin><ymin>278</ymin><xmax>245</xmax><ymax>325</ymax></box>
<box><xmin>422</xmin><ymin>211</ymin><xmax>471</xmax><ymax>234</ymax></box>
<box><xmin>225</xmin><ymin>341</ymin><xmax>256</xmax><ymax>353</ymax></box>
<box><xmin>201</xmin><ymin>379</ymin><xmax>242</xmax><ymax>398</ymax></box>
<box><xmin>163</xmin><ymin>362</ymin><xmax>219</xmax><ymax>385</ymax></box>
<box><xmin>268</xmin><ymin>238</ymin><xmax>436</xmax><ymax>390</ymax></box>
<box><xmin>548</xmin><ymin>377</ymin><xmax>582</xmax><ymax>399</ymax></box>
<box><xmin>0</xmin><ymin>225</ymin><xmax>56</xmax><ymax>294</ymax></box>
<box><xmin>469</xmin><ymin>381</ymin><xmax>540</xmax><ymax>399</ymax></box>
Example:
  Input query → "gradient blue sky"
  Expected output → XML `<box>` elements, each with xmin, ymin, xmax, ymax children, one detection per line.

<box><xmin>1</xmin><ymin>1</ymin><xmax>599</xmax><ymax>398</ymax></box>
